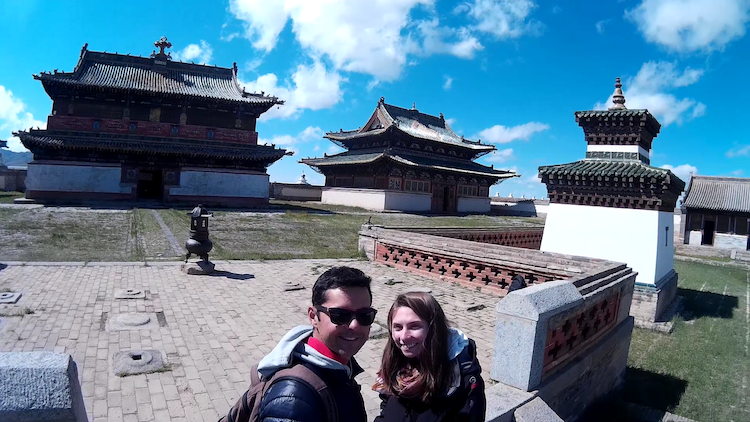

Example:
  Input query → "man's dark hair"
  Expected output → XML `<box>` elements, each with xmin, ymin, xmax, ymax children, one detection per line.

<box><xmin>312</xmin><ymin>266</ymin><xmax>372</xmax><ymax>306</ymax></box>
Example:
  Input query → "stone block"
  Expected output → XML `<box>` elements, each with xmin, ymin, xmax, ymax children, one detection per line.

<box><xmin>491</xmin><ymin>281</ymin><xmax>582</xmax><ymax>391</ymax></box>
<box><xmin>114</xmin><ymin>289</ymin><xmax>145</xmax><ymax>299</ymax></box>
<box><xmin>631</xmin><ymin>270</ymin><xmax>678</xmax><ymax>323</ymax></box>
<box><xmin>513</xmin><ymin>397</ymin><xmax>563</xmax><ymax>422</ymax></box>
<box><xmin>181</xmin><ymin>260</ymin><xmax>215</xmax><ymax>275</ymax></box>
<box><xmin>0</xmin><ymin>292</ymin><xmax>22</xmax><ymax>304</ymax></box>
<box><xmin>113</xmin><ymin>350</ymin><xmax>168</xmax><ymax>377</ymax></box>
<box><xmin>0</xmin><ymin>351</ymin><xmax>87</xmax><ymax>421</ymax></box>
<box><xmin>484</xmin><ymin>382</ymin><xmax>536</xmax><ymax>422</ymax></box>
<box><xmin>107</xmin><ymin>313</ymin><xmax>160</xmax><ymax>332</ymax></box>
<box><xmin>537</xmin><ymin>316</ymin><xmax>634</xmax><ymax>421</ymax></box>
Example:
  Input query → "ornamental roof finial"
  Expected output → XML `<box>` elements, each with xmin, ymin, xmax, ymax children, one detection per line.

<box><xmin>151</xmin><ymin>36</ymin><xmax>172</xmax><ymax>60</ymax></box>
<box><xmin>379</xmin><ymin>96</ymin><xmax>385</xmax><ymax>104</ymax></box>
<box><xmin>609</xmin><ymin>77</ymin><xmax>626</xmax><ymax>110</ymax></box>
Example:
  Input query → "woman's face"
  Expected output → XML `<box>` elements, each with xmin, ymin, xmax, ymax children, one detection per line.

<box><xmin>391</xmin><ymin>306</ymin><xmax>429</xmax><ymax>359</ymax></box>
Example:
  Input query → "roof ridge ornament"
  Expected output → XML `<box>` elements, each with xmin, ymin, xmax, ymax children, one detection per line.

<box><xmin>379</xmin><ymin>96</ymin><xmax>385</xmax><ymax>105</ymax></box>
<box><xmin>609</xmin><ymin>77</ymin><xmax>626</xmax><ymax>110</ymax></box>
<box><xmin>150</xmin><ymin>36</ymin><xmax>172</xmax><ymax>61</ymax></box>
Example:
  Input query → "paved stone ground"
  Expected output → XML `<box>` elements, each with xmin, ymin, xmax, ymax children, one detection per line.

<box><xmin>0</xmin><ymin>259</ymin><xmax>498</xmax><ymax>422</ymax></box>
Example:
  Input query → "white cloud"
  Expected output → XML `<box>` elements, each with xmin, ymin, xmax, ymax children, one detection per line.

<box><xmin>229</xmin><ymin>0</ymin><xmax>539</xmax><ymax>81</ymax></box>
<box><xmin>475</xmin><ymin>121</ymin><xmax>550</xmax><ymax>144</ymax></box>
<box><xmin>595</xmin><ymin>19</ymin><xmax>610</xmax><ymax>34</ymax></box>
<box><xmin>445</xmin><ymin>117</ymin><xmax>457</xmax><ymax>127</ymax></box>
<box><xmin>661</xmin><ymin>163</ymin><xmax>698</xmax><ymax>182</ymax></box>
<box><xmin>172</xmin><ymin>40</ymin><xmax>213</xmax><ymax>64</ymax></box>
<box><xmin>726</xmin><ymin>145</ymin><xmax>750</xmax><ymax>157</ymax></box>
<box><xmin>626</xmin><ymin>0</ymin><xmax>750</xmax><ymax>53</ymax></box>
<box><xmin>240</xmin><ymin>61</ymin><xmax>345</xmax><ymax>120</ymax></box>
<box><xmin>0</xmin><ymin>85</ymin><xmax>45</xmax><ymax>152</ymax></box>
<box><xmin>730</xmin><ymin>169</ymin><xmax>744</xmax><ymax>176</ymax></box>
<box><xmin>418</xmin><ymin>18</ymin><xmax>484</xmax><ymax>59</ymax></box>
<box><xmin>496</xmin><ymin>170</ymin><xmax>546</xmax><ymax>198</ymax></box>
<box><xmin>595</xmin><ymin>61</ymin><xmax>706</xmax><ymax>126</ymax></box>
<box><xmin>259</xmin><ymin>126</ymin><xmax>324</xmax><ymax>154</ymax></box>
<box><xmin>484</xmin><ymin>148</ymin><xmax>514</xmax><ymax>163</ymax></box>
<box><xmin>443</xmin><ymin>75</ymin><xmax>453</xmax><ymax>90</ymax></box>
<box><xmin>457</xmin><ymin>0</ymin><xmax>543</xmax><ymax>38</ymax></box>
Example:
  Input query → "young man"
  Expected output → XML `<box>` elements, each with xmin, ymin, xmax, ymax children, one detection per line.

<box><xmin>223</xmin><ymin>266</ymin><xmax>376</xmax><ymax>422</ymax></box>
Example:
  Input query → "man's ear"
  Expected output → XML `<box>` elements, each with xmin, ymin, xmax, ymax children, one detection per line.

<box><xmin>308</xmin><ymin>306</ymin><xmax>318</xmax><ymax>326</ymax></box>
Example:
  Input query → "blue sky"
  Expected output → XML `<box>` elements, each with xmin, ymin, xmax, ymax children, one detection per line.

<box><xmin>1</xmin><ymin>0</ymin><xmax>748</xmax><ymax>198</ymax></box>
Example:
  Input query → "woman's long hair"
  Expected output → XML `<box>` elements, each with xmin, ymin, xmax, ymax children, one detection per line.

<box><xmin>379</xmin><ymin>292</ymin><xmax>452</xmax><ymax>403</ymax></box>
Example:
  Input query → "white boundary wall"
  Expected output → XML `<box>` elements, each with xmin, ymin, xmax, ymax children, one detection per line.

<box><xmin>457</xmin><ymin>196</ymin><xmax>490</xmax><ymax>213</ymax></box>
<box><xmin>321</xmin><ymin>187</ymin><xmax>431</xmax><ymax>211</ymax></box>
<box><xmin>169</xmin><ymin>169</ymin><xmax>269</xmax><ymax>198</ymax></box>
<box><xmin>26</xmin><ymin>162</ymin><xmax>131</xmax><ymax>194</ymax></box>
<box><xmin>541</xmin><ymin>203</ymin><xmax>674</xmax><ymax>285</ymax></box>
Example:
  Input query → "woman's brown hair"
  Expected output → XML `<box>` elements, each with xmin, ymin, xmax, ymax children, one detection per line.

<box><xmin>379</xmin><ymin>292</ymin><xmax>452</xmax><ymax>403</ymax></box>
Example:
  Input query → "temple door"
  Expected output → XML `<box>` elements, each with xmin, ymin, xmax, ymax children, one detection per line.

<box><xmin>431</xmin><ymin>183</ymin><xmax>444</xmax><ymax>213</ymax></box>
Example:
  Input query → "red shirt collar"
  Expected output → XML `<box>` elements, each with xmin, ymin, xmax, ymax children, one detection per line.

<box><xmin>307</xmin><ymin>336</ymin><xmax>348</xmax><ymax>365</ymax></box>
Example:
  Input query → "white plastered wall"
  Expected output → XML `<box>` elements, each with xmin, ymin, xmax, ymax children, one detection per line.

<box><xmin>26</xmin><ymin>162</ymin><xmax>131</xmax><ymax>194</ymax></box>
<box><xmin>541</xmin><ymin>203</ymin><xmax>674</xmax><ymax>285</ymax></box>
<box><xmin>169</xmin><ymin>169</ymin><xmax>269</xmax><ymax>198</ymax></box>
<box><xmin>321</xmin><ymin>188</ymin><xmax>432</xmax><ymax>211</ymax></box>
<box><xmin>457</xmin><ymin>196</ymin><xmax>491</xmax><ymax>213</ymax></box>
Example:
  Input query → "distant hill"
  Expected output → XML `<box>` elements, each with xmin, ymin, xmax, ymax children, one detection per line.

<box><xmin>1</xmin><ymin>149</ymin><xmax>33</xmax><ymax>167</ymax></box>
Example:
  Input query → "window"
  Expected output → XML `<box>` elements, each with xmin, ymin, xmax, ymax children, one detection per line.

<box><xmin>689</xmin><ymin>214</ymin><xmax>702</xmax><ymax>231</ymax></box>
<box><xmin>388</xmin><ymin>178</ymin><xmax>402</xmax><ymax>190</ymax></box>
<box><xmin>405</xmin><ymin>180</ymin><xmax>429</xmax><ymax>192</ymax></box>
<box><xmin>206</xmin><ymin>130</ymin><xmax>214</xmax><ymax>140</ymax></box>
<box><xmin>717</xmin><ymin>215</ymin><xmax>730</xmax><ymax>233</ymax></box>
<box><xmin>736</xmin><ymin>217</ymin><xmax>749</xmax><ymax>236</ymax></box>
<box><xmin>335</xmin><ymin>177</ymin><xmax>353</xmax><ymax>187</ymax></box>
<box><xmin>354</xmin><ymin>177</ymin><xmax>374</xmax><ymax>188</ymax></box>
<box><xmin>92</xmin><ymin>120</ymin><xmax>100</xmax><ymax>130</ymax></box>
<box><xmin>458</xmin><ymin>185</ymin><xmax>478</xmax><ymax>196</ymax></box>
<box><xmin>128</xmin><ymin>122</ymin><xmax>137</xmax><ymax>133</ymax></box>
<box><xmin>171</xmin><ymin>126</ymin><xmax>179</xmax><ymax>136</ymax></box>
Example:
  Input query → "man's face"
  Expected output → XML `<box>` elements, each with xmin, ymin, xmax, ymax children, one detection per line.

<box><xmin>308</xmin><ymin>287</ymin><xmax>372</xmax><ymax>363</ymax></box>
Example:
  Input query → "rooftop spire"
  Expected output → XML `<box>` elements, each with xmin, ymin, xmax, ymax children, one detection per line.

<box><xmin>151</xmin><ymin>36</ymin><xmax>172</xmax><ymax>60</ymax></box>
<box><xmin>609</xmin><ymin>77</ymin><xmax>626</xmax><ymax>110</ymax></box>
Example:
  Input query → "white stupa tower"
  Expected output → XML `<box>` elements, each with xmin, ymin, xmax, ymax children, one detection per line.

<box><xmin>538</xmin><ymin>78</ymin><xmax>686</xmax><ymax>323</ymax></box>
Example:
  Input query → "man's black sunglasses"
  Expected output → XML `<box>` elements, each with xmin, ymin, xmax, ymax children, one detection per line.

<box><xmin>315</xmin><ymin>305</ymin><xmax>378</xmax><ymax>326</ymax></box>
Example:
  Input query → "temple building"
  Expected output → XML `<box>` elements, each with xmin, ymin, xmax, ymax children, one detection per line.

<box><xmin>681</xmin><ymin>175</ymin><xmax>750</xmax><ymax>250</ymax></box>
<box><xmin>301</xmin><ymin>98</ymin><xmax>517</xmax><ymax>213</ymax></box>
<box><xmin>538</xmin><ymin>78</ymin><xmax>685</xmax><ymax>324</ymax></box>
<box><xmin>14</xmin><ymin>37</ymin><xmax>288</xmax><ymax>206</ymax></box>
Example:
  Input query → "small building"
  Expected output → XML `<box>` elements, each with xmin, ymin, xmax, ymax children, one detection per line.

<box><xmin>14</xmin><ymin>38</ymin><xmax>288</xmax><ymax>206</ymax></box>
<box><xmin>682</xmin><ymin>175</ymin><xmax>750</xmax><ymax>250</ymax></box>
<box><xmin>538</xmin><ymin>78</ymin><xmax>685</xmax><ymax>323</ymax></box>
<box><xmin>301</xmin><ymin>98</ymin><xmax>517</xmax><ymax>213</ymax></box>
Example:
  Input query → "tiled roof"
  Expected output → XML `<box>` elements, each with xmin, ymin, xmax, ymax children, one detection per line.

<box><xmin>0</xmin><ymin>139</ymin><xmax>7</xmax><ymax>148</ymax></box>
<box><xmin>16</xmin><ymin>130</ymin><xmax>288</xmax><ymax>163</ymax></box>
<box><xmin>683</xmin><ymin>175</ymin><xmax>750</xmax><ymax>213</ymax></box>
<box><xmin>574</xmin><ymin>109</ymin><xmax>650</xmax><ymax>118</ymax></box>
<box><xmin>326</xmin><ymin>101</ymin><xmax>495</xmax><ymax>152</ymax></box>
<box><xmin>539</xmin><ymin>159</ymin><xmax>685</xmax><ymax>188</ymax></box>
<box><xmin>301</xmin><ymin>149</ymin><xmax>516</xmax><ymax>179</ymax></box>
<box><xmin>35</xmin><ymin>50</ymin><xmax>281</xmax><ymax>108</ymax></box>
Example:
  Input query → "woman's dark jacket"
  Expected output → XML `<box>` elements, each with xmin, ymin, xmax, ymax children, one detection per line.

<box><xmin>375</xmin><ymin>334</ymin><xmax>486</xmax><ymax>422</ymax></box>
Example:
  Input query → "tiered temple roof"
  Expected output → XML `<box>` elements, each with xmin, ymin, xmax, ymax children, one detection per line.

<box><xmin>303</xmin><ymin>98</ymin><xmax>513</xmax><ymax>182</ymax></box>
<box><xmin>325</xmin><ymin>98</ymin><xmax>496</xmax><ymax>155</ymax></box>
<box><xmin>683</xmin><ymin>176</ymin><xmax>750</xmax><ymax>213</ymax></box>
<box><xmin>539</xmin><ymin>78</ymin><xmax>685</xmax><ymax>211</ymax></box>
<box><xmin>35</xmin><ymin>42</ymin><xmax>281</xmax><ymax>111</ymax></box>
<box><xmin>15</xmin><ymin>38</ymin><xmax>288</xmax><ymax>169</ymax></box>
<box><xmin>302</xmin><ymin>148</ymin><xmax>515</xmax><ymax>179</ymax></box>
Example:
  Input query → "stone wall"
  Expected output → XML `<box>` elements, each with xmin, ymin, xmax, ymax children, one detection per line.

<box><xmin>396</xmin><ymin>227</ymin><xmax>544</xmax><ymax>250</ymax></box>
<box><xmin>0</xmin><ymin>167</ymin><xmax>26</xmax><ymax>191</ymax></box>
<box><xmin>270</xmin><ymin>182</ymin><xmax>322</xmax><ymax>201</ymax></box>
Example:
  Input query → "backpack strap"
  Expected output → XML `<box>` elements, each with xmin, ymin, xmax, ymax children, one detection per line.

<box><xmin>264</xmin><ymin>364</ymin><xmax>339</xmax><ymax>422</ymax></box>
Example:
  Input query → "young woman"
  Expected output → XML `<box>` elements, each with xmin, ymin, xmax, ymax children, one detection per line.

<box><xmin>373</xmin><ymin>292</ymin><xmax>486</xmax><ymax>421</ymax></box>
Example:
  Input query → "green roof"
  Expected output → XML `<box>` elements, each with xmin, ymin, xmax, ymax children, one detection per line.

<box><xmin>539</xmin><ymin>159</ymin><xmax>685</xmax><ymax>188</ymax></box>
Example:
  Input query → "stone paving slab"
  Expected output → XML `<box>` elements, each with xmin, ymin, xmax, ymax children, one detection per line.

<box><xmin>0</xmin><ymin>259</ymin><xmax>499</xmax><ymax>422</ymax></box>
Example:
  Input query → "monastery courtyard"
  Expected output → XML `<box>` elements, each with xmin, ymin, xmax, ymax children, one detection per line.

<box><xmin>1</xmin><ymin>203</ymin><xmax>749</xmax><ymax>421</ymax></box>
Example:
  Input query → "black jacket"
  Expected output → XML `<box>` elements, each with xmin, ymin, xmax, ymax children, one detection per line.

<box><xmin>375</xmin><ymin>339</ymin><xmax>486</xmax><ymax>422</ymax></box>
<box><xmin>258</xmin><ymin>357</ymin><xmax>368</xmax><ymax>422</ymax></box>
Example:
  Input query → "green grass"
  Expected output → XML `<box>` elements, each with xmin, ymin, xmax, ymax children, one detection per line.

<box><xmin>623</xmin><ymin>261</ymin><xmax>749</xmax><ymax>421</ymax></box>
<box><xmin>0</xmin><ymin>191</ymin><xmax>23</xmax><ymax>204</ymax></box>
<box><xmin>0</xmin><ymin>202</ymin><xmax>542</xmax><ymax>261</ymax></box>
